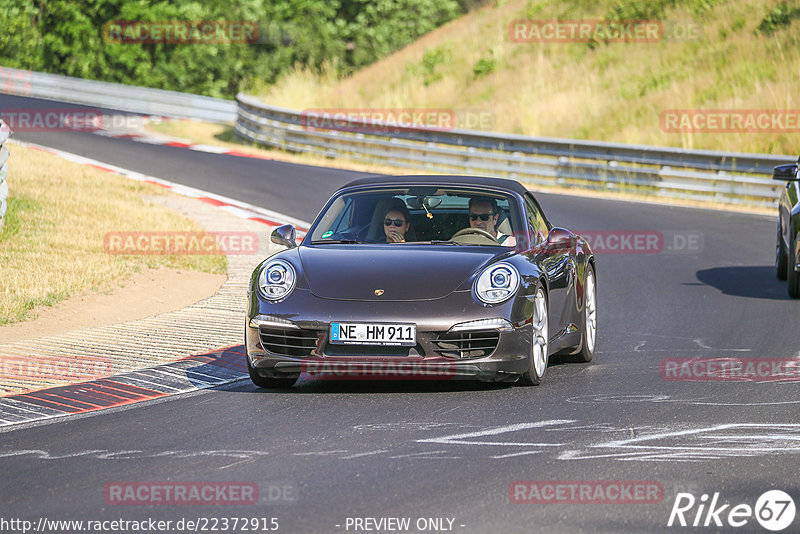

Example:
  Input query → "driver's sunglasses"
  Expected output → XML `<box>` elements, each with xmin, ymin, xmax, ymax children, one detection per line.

<box><xmin>469</xmin><ymin>213</ymin><xmax>495</xmax><ymax>221</ymax></box>
<box><xmin>384</xmin><ymin>218</ymin><xmax>405</xmax><ymax>227</ymax></box>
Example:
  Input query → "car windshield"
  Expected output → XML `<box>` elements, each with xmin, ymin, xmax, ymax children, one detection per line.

<box><xmin>308</xmin><ymin>186</ymin><xmax>523</xmax><ymax>246</ymax></box>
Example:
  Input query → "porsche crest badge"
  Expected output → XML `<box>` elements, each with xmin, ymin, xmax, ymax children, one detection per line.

<box><xmin>374</xmin><ymin>289</ymin><xmax>385</xmax><ymax>296</ymax></box>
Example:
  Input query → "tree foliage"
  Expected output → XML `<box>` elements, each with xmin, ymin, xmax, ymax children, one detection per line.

<box><xmin>0</xmin><ymin>0</ymin><xmax>468</xmax><ymax>98</ymax></box>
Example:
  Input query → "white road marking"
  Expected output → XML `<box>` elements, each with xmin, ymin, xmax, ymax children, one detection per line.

<box><xmin>7</xmin><ymin>422</ymin><xmax>800</xmax><ymax>464</ymax></box>
<box><xmin>566</xmin><ymin>393</ymin><xmax>800</xmax><ymax>407</ymax></box>
<box><xmin>416</xmin><ymin>419</ymin><xmax>575</xmax><ymax>446</ymax></box>
<box><xmin>566</xmin><ymin>423</ymin><xmax>800</xmax><ymax>461</ymax></box>
<box><xmin>339</xmin><ymin>450</ymin><xmax>389</xmax><ymax>460</ymax></box>
<box><xmin>388</xmin><ymin>451</ymin><xmax>461</xmax><ymax>459</ymax></box>
<box><xmin>603</xmin><ymin>423</ymin><xmax>800</xmax><ymax>445</ymax></box>
<box><xmin>353</xmin><ymin>422</ymin><xmax>474</xmax><ymax>431</ymax></box>
<box><xmin>490</xmin><ymin>450</ymin><xmax>545</xmax><ymax>459</ymax></box>
<box><xmin>291</xmin><ymin>450</ymin><xmax>350</xmax><ymax>457</ymax></box>
<box><xmin>0</xmin><ymin>449</ymin><xmax>109</xmax><ymax>460</ymax></box>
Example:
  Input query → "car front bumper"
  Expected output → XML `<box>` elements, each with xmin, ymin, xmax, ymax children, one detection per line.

<box><xmin>245</xmin><ymin>288</ymin><xmax>534</xmax><ymax>383</ymax></box>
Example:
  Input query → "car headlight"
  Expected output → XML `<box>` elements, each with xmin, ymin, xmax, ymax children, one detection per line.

<box><xmin>474</xmin><ymin>262</ymin><xmax>520</xmax><ymax>304</ymax></box>
<box><xmin>257</xmin><ymin>259</ymin><xmax>296</xmax><ymax>301</ymax></box>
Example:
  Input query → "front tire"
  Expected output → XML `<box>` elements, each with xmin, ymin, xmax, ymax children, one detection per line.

<box><xmin>518</xmin><ymin>286</ymin><xmax>549</xmax><ymax>386</ymax></box>
<box><xmin>776</xmin><ymin>221</ymin><xmax>788</xmax><ymax>281</ymax></box>
<box><xmin>574</xmin><ymin>265</ymin><xmax>597</xmax><ymax>363</ymax></box>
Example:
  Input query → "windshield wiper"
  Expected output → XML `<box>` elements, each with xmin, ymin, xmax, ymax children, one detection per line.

<box><xmin>428</xmin><ymin>240</ymin><xmax>467</xmax><ymax>245</ymax></box>
<box><xmin>310</xmin><ymin>239</ymin><xmax>364</xmax><ymax>244</ymax></box>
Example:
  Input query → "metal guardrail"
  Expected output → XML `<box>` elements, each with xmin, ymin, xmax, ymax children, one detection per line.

<box><xmin>0</xmin><ymin>65</ymin><xmax>789</xmax><ymax>208</ymax></box>
<box><xmin>0</xmin><ymin>120</ymin><xmax>10</xmax><ymax>229</ymax></box>
<box><xmin>0</xmin><ymin>66</ymin><xmax>236</xmax><ymax>123</ymax></box>
<box><xmin>235</xmin><ymin>93</ymin><xmax>793</xmax><ymax>208</ymax></box>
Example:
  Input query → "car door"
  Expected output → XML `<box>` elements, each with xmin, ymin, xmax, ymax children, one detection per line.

<box><xmin>787</xmin><ymin>175</ymin><xmax>800</xmax><ymax>254</ymax></box>
<box><xmin>524</xmin><ymin>193</ymin><xmax>570</xmax><ymax>336</ymax></box>
<box><xmin>778</xmin><ymin>164</ymin><xmax>800</xmax><ymax>254</ymax></box>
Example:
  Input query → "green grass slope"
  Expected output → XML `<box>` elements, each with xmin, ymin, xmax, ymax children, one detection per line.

<box><xmin>257</xmin><ymin>0</ymin><xmax>800</xmax><ymax>155</ymax></box>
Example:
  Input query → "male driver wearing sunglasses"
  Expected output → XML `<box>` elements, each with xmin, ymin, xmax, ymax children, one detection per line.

<box><xmin>383</xmin><ymin>201</ymin><xmax>412</xmax><ymax>243</ymax></box>
<box><xmin>468</xmin><ymin>197</ymin><xmax>516</xmax><ymax>246</ymax></box>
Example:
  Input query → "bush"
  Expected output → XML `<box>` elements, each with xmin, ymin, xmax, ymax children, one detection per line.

<box><xmin>473</xmin><ymin>55</ymin><xmax>496</xmax><ymax>78</ymax></box>
<box><xmin>0</xmin><ymin>0</ymin><xmax>466</xmax><ymax>98</ymax></box>
<box><xmin>756</xmin><ymin>2</ymin><xmax>800</xmax><ymax>34</ymax></box>
<box><xmin>421</xmin><ymin>46</ymin><xmax>451</xmax><ymax>86</ymax></box>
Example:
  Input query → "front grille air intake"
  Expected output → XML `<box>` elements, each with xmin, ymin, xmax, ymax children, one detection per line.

<box><xmin>432</xmin><ymin>330</ymin><xmax>499</xmax><ymax>359</ymax></box>
<box><xmin>259</xmin><ymin>327</ymin><xmax>318</xmax><ymax>357</ymax></box>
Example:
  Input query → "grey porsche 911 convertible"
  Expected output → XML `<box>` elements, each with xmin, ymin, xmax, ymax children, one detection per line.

<box><xmin>245</xmin><ymin>175</ymin><xmax>596</xmax><ymax>388</ymax></box>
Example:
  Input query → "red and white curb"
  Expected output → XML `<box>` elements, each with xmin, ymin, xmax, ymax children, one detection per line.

<box><xmin>8</xmin><ymin>139</ymin><xmax>312</xmax><ymax>235</ymax></box>
<box><xmin>0</xmin><ymin>142</ymin><xmax>312</xmax><ymax>428</ymax></box>
<box><xmin>0</xmin><ymin>347</ymin><xmax>248</xmax><ymax>429</ymax></box>
<box><xmin>93</xmin><ymin>117</ymin><xmax>278</xmax><ymax>160</ymax></box>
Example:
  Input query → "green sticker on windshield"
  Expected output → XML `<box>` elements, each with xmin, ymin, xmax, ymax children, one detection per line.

<box><xmin>321</xmin><ymin>231</ymin><xmax>333</xmax><ymax>238</ymax></box>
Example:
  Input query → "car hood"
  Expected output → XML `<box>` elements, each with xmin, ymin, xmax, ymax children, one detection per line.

<box><xmin>298</xmin><ymin>245</ymin><xmax>505</xmax><ymax>301</ymax></box>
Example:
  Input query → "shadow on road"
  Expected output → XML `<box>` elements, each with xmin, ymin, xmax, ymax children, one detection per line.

<box><xmin>233</xmin><ymin>360</ymin><xmax>578</xmax><ymax>394</ymax></box>
<box><xmin>694</xmin><ymin>265</ymin><xmax>791</xmax><ymax>300</ymax></box>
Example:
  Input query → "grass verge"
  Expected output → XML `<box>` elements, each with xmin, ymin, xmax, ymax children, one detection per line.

<box><xmin>0</xmin><ymin>143</ymin><xmax>226</xmax><ymax>325</ymax></box>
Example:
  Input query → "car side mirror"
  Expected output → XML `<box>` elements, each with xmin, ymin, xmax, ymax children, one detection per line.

<box><xmin>545</xmin><ymin>227</ymin><xmax>576</xmax><ymax>253</ymax></box>
<box><xmin>271</xmin><ymin>224</ymin><xmax>297</xmax><ymax>249</ymax></box>
<box><xmin>772</xmin><ymin>163</ymin><xmax>798</xmax><ymax>181</ymax></box>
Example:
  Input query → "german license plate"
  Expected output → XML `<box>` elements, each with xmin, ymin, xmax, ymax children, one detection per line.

<box><xmin>329</xmin><ymin>322</ymin><xmax>416</xmax><ymax>346</ymax></box>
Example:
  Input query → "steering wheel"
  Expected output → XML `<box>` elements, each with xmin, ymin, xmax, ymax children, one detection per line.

<box><xmin>450</xmin><ymin>227</ymin><xmax>501</xmax><ymax>244</ymax></box>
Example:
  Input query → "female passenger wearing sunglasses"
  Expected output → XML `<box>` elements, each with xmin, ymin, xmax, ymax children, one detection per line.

<box><xmin>383</xmin><ymin>201</ymin><xmax>412</xmax><ymax>243</ymax></box>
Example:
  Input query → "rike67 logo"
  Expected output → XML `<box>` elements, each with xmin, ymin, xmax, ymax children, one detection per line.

<box><xmin>668</xmin><ymin>490</ymin><xmax>796</xmax><ymax>531</ymax></box>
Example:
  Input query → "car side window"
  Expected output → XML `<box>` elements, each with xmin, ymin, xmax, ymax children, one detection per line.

<box><xmin>524</xmin><ymin>195</ymin><xmax>547</xmax><ymax>245</ymax></box>
<box><xmin>534</xmin><ymin>208</ymin><xmax>549</xmax><ymax>239</ymax></box>
<box><xmin>330</xmin><ymin>198</ymin><xmax>354</xmax><ymax>233</ymax></box>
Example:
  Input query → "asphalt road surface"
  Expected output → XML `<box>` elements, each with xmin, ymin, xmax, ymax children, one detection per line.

<box><xmin>1</xmin><ymin>94</ymin><xmax>798</xmax><ymax>534</ymax></box>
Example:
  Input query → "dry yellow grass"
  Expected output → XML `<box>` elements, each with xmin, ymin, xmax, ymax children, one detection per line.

<box><xmin>256</xmin><ymin>0</ymin><xmax>800</xmax><ymax>155</ymax></box>
<box><xmin>0</xmin><ymin>143</ymin><xmax>225</xmax><ymax>325</ymax></box>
